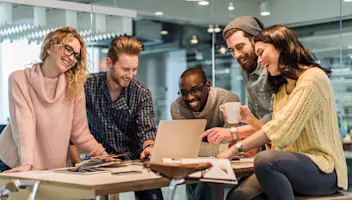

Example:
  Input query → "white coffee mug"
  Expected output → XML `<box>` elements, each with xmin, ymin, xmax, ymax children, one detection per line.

<box><xmin>220</xmin><ymin>102</ymin><xmax>241</xmax><ymax>124</ymax></box>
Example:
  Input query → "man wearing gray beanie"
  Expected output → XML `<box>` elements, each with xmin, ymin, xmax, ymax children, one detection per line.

<box><xmin>223</xmin><ymin>15</ymin><xmax>271</xmax><ymax>119</ymax></box>
<box><xmin>223</xmin><ymin>16</ymin><xmax>263</xmax><ymax>72</ymax></box>
<box><xmin>223</xmin><ymin>16</ymin><xmax>272</xmax><ymax>123</ymax></box>
<box><xmin>203</xmin><ymin>16</ymin><xmax>273</xmax><ymax>200</ymax></box>
<box><xmin>205</xmin><ymin>16</ymin><xmax>272</xmax><ymax>142</ymax></box>
<box><xmin>205</xmin><ymin>16</ymin><xmax>272</xmax><ymax>141</ymax></box>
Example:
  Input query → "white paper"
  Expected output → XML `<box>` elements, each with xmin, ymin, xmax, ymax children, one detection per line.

<box><xmin>162</xmin><ymin>158</ymin><xmax>237</xmax><ymax>182</ymax></box>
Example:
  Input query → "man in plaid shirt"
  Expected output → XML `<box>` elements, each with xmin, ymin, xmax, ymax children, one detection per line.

<box><xmin>84</xmin><ymin>36</ymin><xmax>163</xmax><ymax>200</ymax></box>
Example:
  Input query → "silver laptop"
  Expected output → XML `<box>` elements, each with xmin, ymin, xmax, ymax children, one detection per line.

<box><xmin>150</xmin><ymin>119</ymin><xmax>207</xmax><ymax>162</ymax></box>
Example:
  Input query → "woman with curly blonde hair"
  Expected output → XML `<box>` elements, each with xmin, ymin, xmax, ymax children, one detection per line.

<box><xmin>39</xmin><ymin>27</ymin><xmax>88</xmax><ymax>100</ymax></box>
<box><xmin>0</xmin><ymin>27</ymin><xmax>108</xmax><ymax>172</ymax></box>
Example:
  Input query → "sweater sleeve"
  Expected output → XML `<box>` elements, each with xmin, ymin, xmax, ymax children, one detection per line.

<box><xmin>8</xmin><ymin>73</ymin><xmax>36</xmax><ymax>166</ymax></box>
<box><xmin>70</xmin><ymin>91</ymin><xmax>105</xmax><ymax>157</ymax></box>
<box><xmin>262</xmin><ymin>79</ymin><xmax>323</xmax><ymax>148</ymax></box>
<box><xmin>170</xmin><ymin>100</ymin><xmax>187</xmax><ymax>120</ymax></box>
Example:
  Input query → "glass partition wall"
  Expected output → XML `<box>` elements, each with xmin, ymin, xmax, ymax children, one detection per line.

<box><xmin>0</xmin><ymin>0</ymin><xmax>351</xmax><ymax>193</ymax></box>
<box><xmin>0</xmin><ymin>1</ymin><xmax>136</xmax><ymax>124</ymax></box>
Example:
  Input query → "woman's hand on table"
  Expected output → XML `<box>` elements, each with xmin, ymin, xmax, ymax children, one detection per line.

<box><xmin>3</xmin><ymin>164</ymin><xmax>32</xmax><ymax>173</ymax></box>
<box><xmin>217</xmin><ymin>147</ymin><xmax>238</xmax><ymax>160</ymax></box>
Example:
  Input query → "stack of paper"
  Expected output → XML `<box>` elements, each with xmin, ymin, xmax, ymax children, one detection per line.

<box><xmin>163</xmin><ymin>158</ymin><xmax>237</xmax><ymax>184</ymax></box>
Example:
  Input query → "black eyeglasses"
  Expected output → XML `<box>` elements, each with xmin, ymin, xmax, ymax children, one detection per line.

<box><xmin>178</xmin><ymin>82</ymin><xmax>207</xmax><ymax>97</ymax></box>
<box><xmin>63</xmin><ymin>45</ymin><xmax>81</xmax><ymax>63</ymax></box>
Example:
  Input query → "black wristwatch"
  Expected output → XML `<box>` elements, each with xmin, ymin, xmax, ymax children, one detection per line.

<box><xmin>143</xmin><ymin>144</ymin><xmax>154</xmax><ymax>150</ymax></box>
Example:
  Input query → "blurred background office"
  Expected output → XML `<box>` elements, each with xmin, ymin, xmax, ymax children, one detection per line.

<box><xmin>0</xmin><ymin>0</ymin><xmax>352</xmax><ymax>195</ymax></box>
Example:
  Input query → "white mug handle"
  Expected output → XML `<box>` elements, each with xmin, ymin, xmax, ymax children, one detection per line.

<box><xmin>219</xmin><ymin>104</ymin><xmax>225</xmax><ymax>112</ymax></box>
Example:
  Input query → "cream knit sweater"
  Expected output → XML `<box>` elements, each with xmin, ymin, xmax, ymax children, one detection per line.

<box><xmin>0</xmin><ymin>64</ymin><xmax>105</xmax><ymax>170</ymax></box>
<box><xmin>262</xmin><ymin>67</ymin><xmax>348</xmax><ymax>190</ymax></box>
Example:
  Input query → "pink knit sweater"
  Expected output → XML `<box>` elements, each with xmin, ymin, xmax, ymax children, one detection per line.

<box><xmin>0</xmin><ymin>64</ymin><xmax>105</xmax><ymax>170</ymax></box>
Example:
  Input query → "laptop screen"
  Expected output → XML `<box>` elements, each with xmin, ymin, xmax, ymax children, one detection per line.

<box><xmin>151</xmin><ymin>119</ymin><xmax>207</xmax><ymax>162</ymax></box>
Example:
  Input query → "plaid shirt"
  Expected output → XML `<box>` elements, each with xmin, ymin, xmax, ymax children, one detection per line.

<box><xmin>84</xmin><ymin>72</ymin><xmax>157</xmax><ymax>160</ymax></box>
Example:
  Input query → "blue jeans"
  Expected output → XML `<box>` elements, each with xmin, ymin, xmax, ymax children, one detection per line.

<box><xmin>186</xmin><ymin>183</ymin><xmax>212</xmax><ymax>200</ymax></box>
<box><xmin>0</xmin><ymin>160</ymin><xmax>11</xmax><ymax>172</ymax></box>
<box><xmin>135</xmin><ymin>188</ymin><xmax>164</xmax><ymax>200</ymax></box>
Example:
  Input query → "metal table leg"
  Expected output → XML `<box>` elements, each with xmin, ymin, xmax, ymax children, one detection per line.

<box><xmin>0</xmin><ymin>180</ymin><xmax>40</xmax><ymax>200</ymax></box>
<box><xmin>168</xmin><ymin>178</ymin><xmax>185</xmax><ymax>200</ymax></box>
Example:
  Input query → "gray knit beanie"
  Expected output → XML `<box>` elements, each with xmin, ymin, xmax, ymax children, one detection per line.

<box><xmin>223</xmin><ymin>16</ymin><xmax>264</xmax><ymax>37</ymax></box>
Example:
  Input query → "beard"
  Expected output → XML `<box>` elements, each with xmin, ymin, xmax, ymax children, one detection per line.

<box><xmin>110</xmin><ymin>72</ymin><xmax>131</xmax><ymax>88</ymax></box>
<box><xmin>237</xmin><ymin>51</ymin><xmax>258</xmax><ymax>74</ymax></box>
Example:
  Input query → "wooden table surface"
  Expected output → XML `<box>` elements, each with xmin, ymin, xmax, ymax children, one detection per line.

<box><xmin>0</xmin><ymin>161</ymin><xmax>254</xmax><ymax>200</ymax></box>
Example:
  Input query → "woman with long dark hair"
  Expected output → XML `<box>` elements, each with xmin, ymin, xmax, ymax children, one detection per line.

<box><xmin>203</xmin><ymin>24</ymin><xmax>347</xmax><ymax>200</ymax></box>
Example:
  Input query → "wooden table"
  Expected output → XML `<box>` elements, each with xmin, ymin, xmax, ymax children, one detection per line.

<box><xmin>0</xmin><ymin>161</ymin><xmax>254</xmax><ymax>200</ymax></box>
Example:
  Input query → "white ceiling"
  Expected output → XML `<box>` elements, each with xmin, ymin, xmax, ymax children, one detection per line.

<box><xmin>3</xmin><ymin>0</ymin><xmax>352</xmax><ymax>64</ymax></box>
<box><xmin>63</xmin><ymin>0</ymin><xmax>352</xmax><ymax>27</ymax></box>
<box><xmin>61</xmin><ymin>0</ymin><xmax>352</xmax><ymax>57</ymax></box>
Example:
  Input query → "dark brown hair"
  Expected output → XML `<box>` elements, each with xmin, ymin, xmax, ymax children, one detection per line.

<box><xmin>223</xmin><ymin>28</ymin><xmax>253</xmax><ymax>40</ymax></box>
<box><xmin>254</xmin><ymin>24</ymin><xmax>331</xmax><ymax>93</ymax></box>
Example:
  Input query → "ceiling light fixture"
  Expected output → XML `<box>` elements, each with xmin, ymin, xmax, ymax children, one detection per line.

<box><xmin>160</xmin><ymin>30</ymin><xmax>168</xmax><ymax>35</ymax></box>
<box><xmin>344</xmin><ymin>0</ymin><xmax>352</xmax><ymax>2</ymax></box>
<box><xmin>214</xmin><ymin>24</ymin><xmax>221</xmax><ymax>33</ymax></box>
<box><xmin>190</xmin><ymin>35</ymin><xmax>198</xmax><ymax>44</ymax></box>
<box><xmin>219</xmin><ymin>45</ymin><xmax>227</xmax><ymax>54</ymax></box>
<box><xmin>207</xmin><ymin>24</ymin><xmax>213</xmax><ymax>33</ymax></box>
<box><xmin>207</xmin><ymin>24</ymin><xmax>221</xmax><ymax>33</ymax></box>
<box><xmin>198</xmin><ymin>1</ymin><xmax>209</xmax><ymax>6</ymax></box>
<box><xmin>154</xmin><ymin>11</ymin><xmax>163</xmax><ymax>16</ymax></box>
<box><xmin>260</xmin><ymin>1</ymin><xmax>270</xmax><ymax>16</ymax></box>
<box><xmin>228</xmin><ymin>2</ymin><xmax>235</xmax><ymax>11</ymax></box>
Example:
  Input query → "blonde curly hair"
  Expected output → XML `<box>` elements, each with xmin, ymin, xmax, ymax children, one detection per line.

<box><xmin>39</xmin><ymin>27</ymin><xmax>87</xmax><ymax>100</ymax></box>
